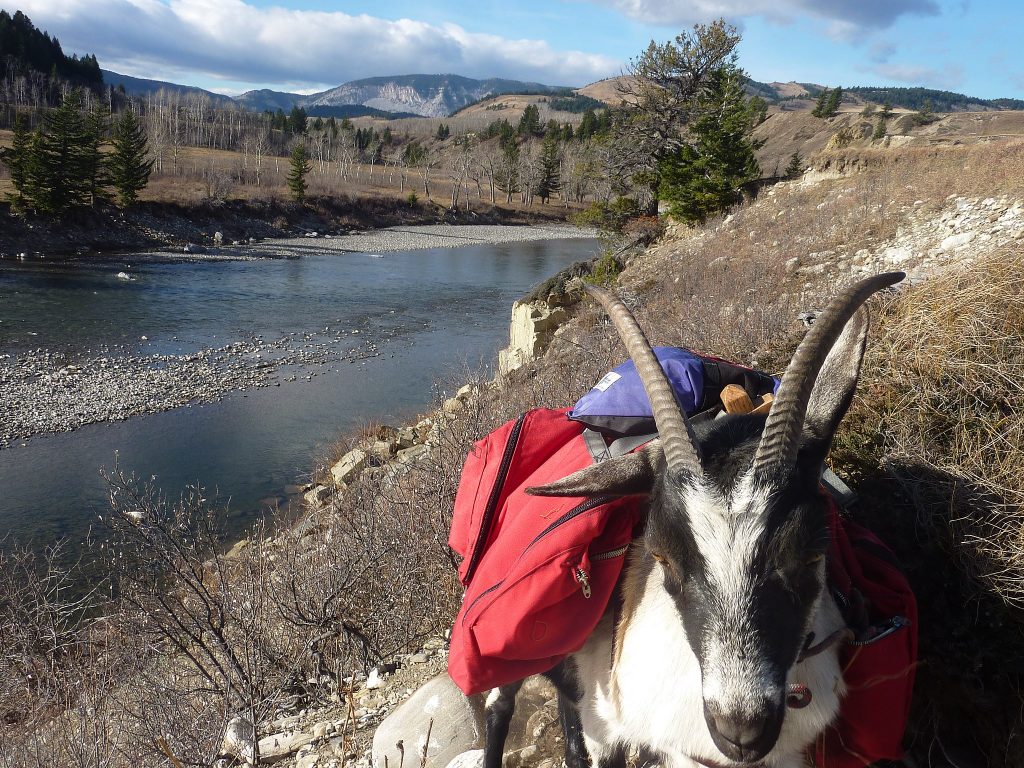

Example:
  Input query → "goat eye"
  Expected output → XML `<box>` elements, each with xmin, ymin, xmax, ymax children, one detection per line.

<box><xmin>652</xmin><ymin>553</ymin><xmax>667</xmax><ymax>565</ymax></box>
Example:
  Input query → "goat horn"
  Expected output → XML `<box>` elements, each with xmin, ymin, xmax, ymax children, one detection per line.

<box><xmin>752</xmin><ymin>272</ymin><xmax>904</xmax><ymax>477</ymax></box>
<box><xmin>585</xmin><ymin>284</ymin><xmax>703</xmax><ymax>477</ymax></box>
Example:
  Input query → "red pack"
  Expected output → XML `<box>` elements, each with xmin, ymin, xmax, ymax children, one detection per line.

<box><xmin>447</xmin><ymin>408</ymin><xmax>645</xmax><ymax>695</ymax></box>
<box><xmin>448</xmin><ymin>408</ymin><xmax>916</xmax><ymax>768</ymax></box>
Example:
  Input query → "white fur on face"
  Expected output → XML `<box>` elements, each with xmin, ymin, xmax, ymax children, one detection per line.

<box><xmin>671</xmin><ymin>473</ymin><xmax>782</xmax><ymax>717</ymax></box>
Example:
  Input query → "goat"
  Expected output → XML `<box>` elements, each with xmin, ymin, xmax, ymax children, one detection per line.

<box><xmin>482</xmin><ymin>272</ymin><xmax>904</xmax><ymax>768</ymax></box>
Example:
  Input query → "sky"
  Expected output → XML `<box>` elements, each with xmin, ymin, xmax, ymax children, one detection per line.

<box><xmin>4</xmin><ymin>0</ymin><xmax>1022</xmax><ymax>100</ymax></box>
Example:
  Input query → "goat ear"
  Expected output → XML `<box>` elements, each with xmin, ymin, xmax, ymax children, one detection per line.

<box><xmin>526</xmin><ymin>443</ymin><xmax>663</xmax><ymax>498</ymax></box>
<box><xmin>798</xmin><ymin>307</ymin><xmax>870</xmax><ymax>466</ymax></box>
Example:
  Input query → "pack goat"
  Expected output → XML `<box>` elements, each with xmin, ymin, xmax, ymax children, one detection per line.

<box><xmin>482</xmin><ymin>272</ymin><xmax>904</xmax><ymax>768</ymax></box>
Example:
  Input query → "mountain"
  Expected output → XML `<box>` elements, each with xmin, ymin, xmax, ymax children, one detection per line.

<box><xmin>234</xmin><ymin>88</ymin><xmax>308</xmax><ymax>112</ymax></box>
<box><xmin>101</xmin><ymin>69</ymin><xmax>234</xmax><ymax>105</ymax></box>
<box><xmin>303</xmin><ymin>74</ymin><xmax>566</xmax><ymax>118</ymax></box>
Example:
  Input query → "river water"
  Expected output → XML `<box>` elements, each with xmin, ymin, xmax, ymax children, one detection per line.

<box><xmin>0</xmin><ymin>237</ymin><xmax>597</xmax><ymax>551</ymax></box>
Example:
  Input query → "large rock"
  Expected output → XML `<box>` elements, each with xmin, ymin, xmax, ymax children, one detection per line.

<box><xmin>331</xmin><ymin>449</ymin><xmax>367</xmax><ymax>485</ymax></box>
<box><xmin>372</xmin><ymin>675</ymin><xmax>485</xmax><ymax>768</ymax></box>
<box><xmin>498</xmin><ymin>300</ymin><xmax>568</xmax><ymax>375</ymax></box>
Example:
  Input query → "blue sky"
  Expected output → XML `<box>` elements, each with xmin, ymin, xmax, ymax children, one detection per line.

<box><xmin>6</xmin><ymin>0</ymin><xmax>1022</xmax><ymax>99</ymax></box>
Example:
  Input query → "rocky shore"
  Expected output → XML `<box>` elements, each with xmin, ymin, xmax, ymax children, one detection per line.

<box><xmin>0</xmin><ymin>224</ymin><xmax>596</xmax><ymax>448</ymax></box>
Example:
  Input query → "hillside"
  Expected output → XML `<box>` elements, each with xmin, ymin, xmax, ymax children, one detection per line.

<box><xmin>0</xmin><ymin>9</ymin><xmax>100</xmax><ymax>87</ymax></box>
<box><xmin>101</xmin><ymin>69</ymin><xmax>233</xmax><ymax>105</ymax></box>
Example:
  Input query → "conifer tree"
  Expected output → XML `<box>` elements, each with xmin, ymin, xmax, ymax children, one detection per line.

<box><xmin>0</xmin><ymin>113</ymin><xmax>31</xmax><ymax>207</ymax></box>
<box><xmin>812</xmin><ymin>88</ymin><xmax>830</xmax><ymax>118</ymax></box>
<box><xmin>535</xmin><ymin>133</ymin><xmax>561</xmax><ymax>204</ymax></box>
<box><xmin>82</xmin><ymin>104</ymin><xmax>110</xmax><ymax>205</ymax></box>
<box><xmin>34</xmin><ymin>90</ymin><xmax>92</xmax><ymax>212</ymax></box>
<box><xmin>287</xmin><ymin>141</ymin><xmax>312</xmax><ymax>202</ymax></box>
<box><xmin>824</xmin><ymin>86</ymin><xmax>843</xmax><ymax>117</ymax></box>
<box><xmin>784</xmin><ymin>151</ymin><xmax>803</xmax><ymax>179</ymax></box>
<box><xmin>108</xmin><ymin>108</ymin><xmax>154</xmax><ymax>207</ymax></box>
<box><xmin>658</xmin><ymin>65</ymin><xmax>762</xmax><ymax>225</ymax></box>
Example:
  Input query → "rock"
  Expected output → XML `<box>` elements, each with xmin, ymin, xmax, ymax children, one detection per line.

<box><xmin>939</xmin><ymin>231</ymin><xmax>976</xmax><ymax>251</ymax></box>
<box><xmin>304</xmin><ymin>484</ymin><xmax>333</xmax><ymax>506</ymax></box>
<box><xmin>219</xmin><ymin>715</ymin><xmax>256</xmax><ymax>763</ymax></box>
<box><xmin>213</xmin><ymin>231</ymin><xmax>224</xmax><ymax>245</ymax></box>
<box><xmin>224</xmin><ymin>538</ymin><xmax>250</xmax><ymax>559</ymax></box>
<box><xmin>371</xmin><ymin>674</ymin><xmax>486</xmax><ymax>768</ymax></box>
<box><xmin>414</xmin><ymin>418</ymin><xmax>435</xmax><ymax>443</ymax></box>
<box><xmin>456</xmin><ymin>384</ymin><xmax>477</xmax><ymax>402</ymax></box>
<box><xmin>498</xmin><ymin>300</ymin><xmax>569</xmax><ymax>375</ymax></box>
<box><xmin>396</xmin><ymin>444</ymin><xmax>429</xmax><ymax>464</ymax></box>
<box><xmin>371</xmin><ymin>439</ymin><xmax>396</xmax><ymax>459</ymax></box>
<box><xmin>313</xmin><ymin>721</ymin><xmax>333</xmax><ymax>739</ymax></box>
<box><xmin>396</xmin><ymin>426</ymin><xmax>417</xmax><ymax>448</ymax></box>
<box><xmin>445</xmin><ymin>750</ymin><xmax>484</xmax><ymax>768</ymax></box>
<box><xmin>258</xmin><ymin>731</ymin><xmax>315</xmax><ymax>763</ymax></box>
<box><xmin>331</xmin><ymin>449</ymin><xmax>367</xmax><ymax>485</ymax></box>
<box><xmin>442</xmin><ymin>397</ymin><xmax>464</xmax><ymax>415</ymax></box>
<box><xmin>297</xmin><ymin>754</ymin><xmax>320</xmax><ymax>768</ymax></box>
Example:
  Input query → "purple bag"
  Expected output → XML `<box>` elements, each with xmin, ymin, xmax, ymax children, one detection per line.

<box><xmin>569</xmin><ymin>347</ymin><xmax>778</xmax><ymax>437</ymax></box>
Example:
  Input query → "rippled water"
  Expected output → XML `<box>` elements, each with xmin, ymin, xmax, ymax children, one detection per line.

<box><xmin>0</xmin><ymin>238</ymin><xmax>597</xmax><ymax>550</ymax></box>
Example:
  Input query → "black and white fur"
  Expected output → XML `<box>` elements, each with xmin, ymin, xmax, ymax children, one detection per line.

<box><xmin>480</xmin><ymin>274</ymin><xmax>902</xmax><ymax>768</ymax></box>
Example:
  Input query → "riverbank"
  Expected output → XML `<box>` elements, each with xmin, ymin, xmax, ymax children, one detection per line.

<box><xmin>0</xmin><ymin>228</ymin><xmax>596</xmax><ymax>450</ymax></box>
<box><xmin>0</xmin><ymin>194</ymin><xmax>577</xmax><ymax>259</ymax></box>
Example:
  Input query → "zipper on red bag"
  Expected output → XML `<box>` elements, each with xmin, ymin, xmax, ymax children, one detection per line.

<box><xmin>462</xmin><ymin>494</ymin><xmax>614</xmax><ymax>623</ymax></box>
<box><xmin>461</xmin><ymin>412</ymin><xmax>526</xmax><ymax>586</ymax></box>
<box><xmin>575</xmin><ymin>544</ymin><xmax>629</xmax><ymax>599</ymax></box>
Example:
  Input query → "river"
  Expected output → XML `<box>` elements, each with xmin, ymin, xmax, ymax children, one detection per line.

<box><xmin>0</xmin><ymin>235</ymin><xmax>597</xmax><ymax>552</ymax></box>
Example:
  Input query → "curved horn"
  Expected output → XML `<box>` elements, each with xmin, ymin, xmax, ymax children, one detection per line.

<box><xmin>752</xmin><ymin>272</ymin><xmax>904</xmax><ymax>477</ymax></box>
<box><xmin>585</xmin><ymin>284</ymin><xmax>703</xmax><ymax>477</ymax></box>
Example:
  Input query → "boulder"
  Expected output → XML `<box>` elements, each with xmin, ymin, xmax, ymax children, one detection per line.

<box><xmin>213</xmin><ymin>231</ymin><xmax>224</xmax><ymax>245</ymax></box>
<box><xmin>258</xmin><ymin>730</ymin><xmax>315</xmax><ymax>763</ymax></box>
<box><xmin>445</xmin><ymin>751</ymin><xmax>484</xmax><ymax>768</ymax></box>
<box><xmin>219</xmin><ymin>715</ymin><xmax>256</xmax><ymax>763</ymax></box>
<box><xmin>396</xmin><ymin>426</ymin><xmax>418</xmax><ymax>448</ymax></box>
<box><xmin>331</xmin><ymin>449</ymin><xmax>367</xmax><ymax>485</ymax></box>
<box><xmin>371</xmin><ymin>675</ymin><xmax>486</xmax><ymax>768</ymax></box>
<box><xmin>304</xmin><ymin>484</ymin><xmax>333</xmax><ymax>506</ymax></box>
<box><xmin>498</xmin><ymin>300</ymin><xmax>568</xmax><ymax>376</ymax></box>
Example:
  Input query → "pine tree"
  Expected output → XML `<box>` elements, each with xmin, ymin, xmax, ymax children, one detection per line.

<box><xmin>812</xmin><ymin>88</ymin><xmax>830</xmax><ymax>118</ymax></box>
<box><xmin>824</xmin><ymin>86</ymin><xmax>843</xmax><ymax>117</ymax></box>
<box><xmin>496</xmin><ymin>141</ymin><xmax>520</xmax><ymax>204</ymax></box>
<box><xmin>108</xmin><ymin>108</ymin><xmax>154</xmax><ymax>207</ymax></box>
<box><xmin>535</xmin><ymin>133</ymin><xmax>561</xmax><ymax>205</ymax></box>
<box><xmin>0</xmin><ymin>113</ymin><xmax>32</xmax><ymax>207</ymax></box>
<box><xmin>784</xmin><ymin>152</ymin><xmax>803</xmax><ymax>179</ymax></box>
<box><xmin>34</xmin><ymin>90</ymin><xmax>93</xmax><ymax>212</ymax></box>
<box><xmin>287</xmin><ymin>141</ymin><xmax>312</xmax><ymax>202</ymax></box>
<box><xmin>82</xmin><ymin>104</ymin><xmax>110</xmax><ymax>205</ymax></box>
<box><xmin>517</xmin><ymin>104</ymin><xmax>541</xmax><ymax>137</ymax></box>
<box><xmin>658</xmin><ymin>66</ymin><xmax>762</xmax><ymax>225</ymax></box>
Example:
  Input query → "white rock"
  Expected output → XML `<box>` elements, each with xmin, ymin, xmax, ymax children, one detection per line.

<box><xmin>498</xmin><ymin>300</ymin><xmax>568</xmax><ymax>375</ymax></box>
<box><xmin>220</xmin><ymin>716</ymin><xmax>256</xmax><ymax>763</ymax></box>
<box><xmin>371</xmin><ymin>675</ymin><xmax>485</xmax><ymax>768</ymax></box>
<box><xmin>331</xmin><ymin>449</ymin><xmax>366</xmax><ymax>486</ymax></box>
<box><xmin>444</xmin><ymin>750</ymin><xmax>484</xmax><ymax>768</ymax></box>
<box><xmin>939</xmin><ymin>231</ymin><xmax>976</xmax><ymax>252</ymax></box>
<box><xmin>365</xmin><ymin>668</ymin><xmax>385</xmax><ymax>690</ymax></box>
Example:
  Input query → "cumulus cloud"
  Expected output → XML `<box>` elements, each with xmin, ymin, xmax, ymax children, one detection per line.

<box><xmin>591</xmin><ymin>0</ymin><xmax>939</xmax><ymax>31</ymax></box>
<box><xmin>14</xmin><ymin>0</ymin><xmax>620</xmax><ymax>90</ymax></box>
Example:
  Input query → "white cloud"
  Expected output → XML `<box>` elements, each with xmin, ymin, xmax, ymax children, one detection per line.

<box><xmin>590</xmin><ymin>0</ymin><xmax>939</xmax><ymax>31</ymax></box>
<box><xmin>13</xmin><ymin>0</ymin><xmax>620</xmax><ymax>89</ymax></box>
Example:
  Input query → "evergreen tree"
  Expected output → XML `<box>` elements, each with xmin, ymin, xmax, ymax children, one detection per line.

<box><xmin>82</xmin><ymin>104</ymin><xmax>110</xmax><ymax>205</ymax></box>
<box><xmin>517</xmin><ymin>104</ymin><xmax>541</xmax><ymax>137</ymax></box>
<box><xmin>658</xmin><ymin>66</ymin><xmax>762</xmax><ymax>225</ymax></box>
<box><xmin>784</xmin><ymin>151</ymin><xmax>803</xmax><ymax>179</ymax></box>
<box><xmin>435</xmin><ymin>123</ymin><xmax>450</xmax><ymax>140</ymax></box>
<box><xmin>0</xmin><ymin>113</ymin><xmax>32</xmax><ymax>206</ymax></box>
<box><xmin>578</xmin><ymin>108</ymin><xmax>598</xmax><ymax>140</ymax></box>
<box><xmin>108</xmin><ymin>108</ymin><xmax>154</xmax><ymax>207</ymax></box>
<box><xmin>812</xmin><ymin>88</ymin><xmax>830</xmax><ymax>118</ymax></box>
<box><xmin>823</xmin><ymin>86</ymin><xmax>843</xmax><ymax>117</ymax></box>
<box><xmin>287</xmin><ymin>106</ymin><xmax>307</xmax><ymax>135</ymax></box>
<box><xmin>287</xmin><ymin>141</ymin><xmax>312</xmax><ymax>202</ymax></box>
<box><xmin>872</xmin><ymin>116</ymin><xmax>887</xmax><ymax>140</ymax></box>
<box><xmin>535</xmin><ymin>133</ymin><xmax>561</xmax><ymax>204</ymax></box>
<box><xmin>33</xmin><ymin>90</ymin><xmax>93</xmax><ymax>212</ymax></box>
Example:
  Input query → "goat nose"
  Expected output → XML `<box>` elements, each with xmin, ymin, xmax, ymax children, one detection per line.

<box><xmin>710</xmin><ymin>713</ymin><xmax>769</xmax><ymax>758</ymax></box>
